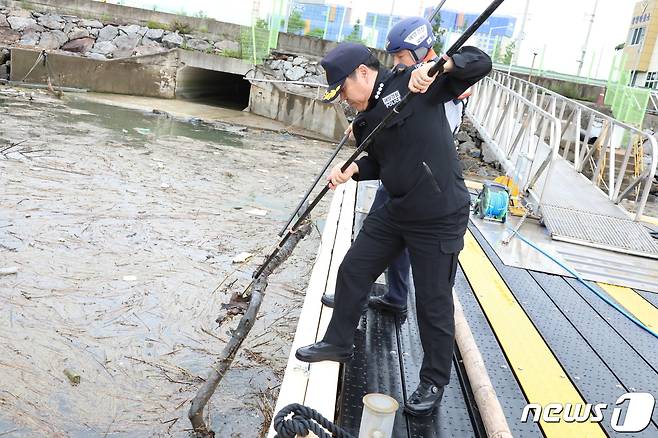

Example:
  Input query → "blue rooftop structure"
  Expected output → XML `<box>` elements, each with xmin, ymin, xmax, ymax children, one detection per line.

<box><xmin>290</xmin><ymin>1</ymin><xmax>353</xmax><ymax>41</ymax></box>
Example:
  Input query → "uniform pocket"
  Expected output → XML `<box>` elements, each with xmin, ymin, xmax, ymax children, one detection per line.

<box><xmin>422</xmin><ymin>161</ymin><xmax>442</xmax><ymax>194</ymax></box>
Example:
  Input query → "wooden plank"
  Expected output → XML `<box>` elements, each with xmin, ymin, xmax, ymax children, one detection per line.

<box><xmin>267</xmin><ymin>185</ymin><xmax>346</xmax><ymax>437</ymax></box>
<box><xmin>304</xmin><ymin>180</ymin><xmax>357</xmax><ymax>421</ymax></box>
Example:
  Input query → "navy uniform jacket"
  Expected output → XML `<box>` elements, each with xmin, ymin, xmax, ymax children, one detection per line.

<box><xmin>352</xmin><ymin>46</ymin><xmax>491</xmax><ymax>240</ymax></box>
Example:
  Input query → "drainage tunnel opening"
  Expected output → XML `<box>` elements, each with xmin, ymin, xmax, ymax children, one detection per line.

<box><xmin>176</xmin><ymin>67</ymin><xmax>251</xmax><ymax>110</ymax></box>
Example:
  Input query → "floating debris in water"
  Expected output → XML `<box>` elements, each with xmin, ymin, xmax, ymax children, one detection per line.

<box><xmin>63</xmin><ymin>368</ymin><xmax>81</xmax><ymax>386</ymax></box>
<box><xmin>246</xmin><ymin>208</ymin><xmax>268</xmax><ymax>217</ymax></box>
<box><xmin>232</xmin><ymin>252</ymin><xmax>253</xmax><ymax>264</ymax></box>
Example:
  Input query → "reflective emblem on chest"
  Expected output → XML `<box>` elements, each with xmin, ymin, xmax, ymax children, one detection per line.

<box><xmin>382</xmin><ymin>90</ymin><xmax>401</xmax><ymax>108</ymax></box>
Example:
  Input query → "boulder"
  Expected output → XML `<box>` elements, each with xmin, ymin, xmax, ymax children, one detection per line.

<box><xmin>86</xmin><ymin>52</ymin><xmax>107</xmax><ymax>61</ymax></box>
<box><xmin>18</xmin><ymin>31</ymin><xmax>40</xmax><ymax>46</ymax></box>
<box><xmin>89</xmin><ymin>28</ymin><xmax>99</xmax><ymax>37</ymax></box>
<box><xmin>37</xmin><ymin>14</ymin><xmax>64</xmax><ymax>30</ymax></box>
<box><xmin>162</xmin><ymin>32</ymin><xmax>183</xmax><ymax>48</ymax></box>
<box><xmin>0</xmin><ymin>64</ymin><xmax>8</xmax><ymax>80</ymax></box>
<box><xmin>282</xmin><ymin>60</ymin><xmax>292</xmax><ymax>71</ymax></box>
<box><xmin>0</xmin><ymin>14</ymin><xmax>8</xmax><ymax>27</ymax></box>
<box><xmin>112</xmin><ymin>33</ymin><xmax>141</xmax><ymax>58</ymax></box>
<box><xmin>456</xmin><ymin>131</ymin><xmax>470</xmax><ymax>143</ymax></box>
<box><xmin>468</xmin><ymin>149</ymin><xmax>482</xmax><ymax>159</ymax></box>
<box><xmin>134</xmin><ymin>39</ymin><xmax>165</xmax><ymax>56</ymax></box>
<box><xmin>0</xmin><ymin>27</ymin><xmax>20</xmax><ymax>44</ymax></box>
<box><xmin>23</xmin><ymin>22</ymin><xmax>45</xmax><ymax>33</ymax></box>
<box><xmin>0</xmin><ymin>48</ymin><xmax>9</xmax><ymax>64</ymax></box>
<box><xmin>118</xmin><ymin>24</ymin><xmax>141</xmax><ymax>35</ymax></box>
<box><xmin>68</xmin><ymin>27</ymin><xmax>90</xmax><ymax>40</ymax></box>
<box><xmin>214</xmin><ymin>40</ymin><xmax>239</xmax><ymax>53</ymax></box>
<box><xmin>62</xmin><ymin>37</ymin><xmax>95</xmax><ymax>53</ymax></box>
<box><xmin>292</xmin><ymin>56</ymin><xmax>308</xmax><ymax>66</ymax></box>
<box><xmin>144</xmin><ymin>28</ymin><xmax>164</xmax><ymax>41</ymax></box>
<box><xmin>90</xmin><ymin>40</ymin><xmax>117</xmax><ymax>56</ymax></box>
<box><xmin>63</xmin><ymin>22</ymin><xmax>75</xmax><ymax>35</ymax></box>
<box><xmin>186</xmin><ymin>38</ymin><xmax>210</xmax><ymax>51</ymax></box>
<box><xmin>97</xmin><ymin>25</ymin><xmax>118</xmax><ymax>42</ymax></box>
<box><xmin>7</xmin><ymin>16</ymin><xmax>37</xmax><ymax>31</ymax></box>
<box><xmin>270</xmin><ymin>59</ymin><xmax>282</xmax><ymax>70</ymax></box>
<box><xmin>284</xmin><ymin>66</ymin><xmax>306</xmax><ymax>81</ymax></box>
<box><xmin>79</xmin><ymin>19</ymin><xmax>103</xmax><ymax>29</ymax></box>
<box><xmin>38</xmin><ymin>31</ymin><xmax>66</xmax><ymax>49</ymax></box>
<box><xmin>481</xmin><ymin>143</ymin><xmax>498</xmax><ymax>164</ymax></box>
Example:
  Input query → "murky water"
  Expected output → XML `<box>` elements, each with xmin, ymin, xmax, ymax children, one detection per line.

<box><xmin>0</xmin><ymin>88</ymin><xmax>347</xmax><ymax>437</ymax></box>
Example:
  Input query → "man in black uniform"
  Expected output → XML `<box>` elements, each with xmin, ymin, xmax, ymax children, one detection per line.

<box><xmin>295</xmin><ymin>42</ymin><xmax>491</xmax><ymax>416</ymax></box>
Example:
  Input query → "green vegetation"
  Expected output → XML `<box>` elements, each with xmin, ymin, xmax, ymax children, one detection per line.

<box><xmin>308</xmin><ymin>28</ymin><xmax>324</xmax><ymax>39</ymax></box>
<box><xmin>502</xmin><ymin>41</ymin><xmax>515</xmax><ymax>65</ymax></box>
<box><xmin>345</xmin><ymin>19</ymin><xmax>366</xmax><ymax>44</ymax></box>
<box><xmin>287</xmin><ymin>10</ymin><xmax>305</xmax><ymax>34</ymax></box>
<box><xmin>220</xmin><ymin>49</ymin><xmax>242</xmax><ymax>59</ymax></box>
<box><xmin>20</xmin><ymin>0</ymin><xmax>32</xmax><ymax>10</ymax></box>
<box><xmin>430</xmin><ymin>13</ymin><xmax>446</xmax><ymax>55</ymax></box>
<box><xmin>170</xmin><ymin>20</ymin><xmax>192</xmax><ymax>34</ymax></box>
<box><xmin>146</xmin><ymin>20</ymin><xmax>169</xmax><ymax>30</ymax></box>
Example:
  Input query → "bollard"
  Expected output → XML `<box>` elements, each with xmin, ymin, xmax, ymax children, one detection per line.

<box><xmin>358</xmin><ymin>393</ymin><xmax>399</xmax><ymax>438</ymax></box>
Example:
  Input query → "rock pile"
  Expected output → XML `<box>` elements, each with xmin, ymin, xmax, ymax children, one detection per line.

<box><xmin>456</xmin><ymin>118</ymin><xmax>503</xmax><ymax>179</ymax></box>
<box><xmin>263</xmin><ymin>53</ymin><xmax>326</xmax><ymax>86</ymax></box>
<box><xmin>0</xmin><ymin>6</ymin><xmax>241</xmax><ymax>61</ymax></box>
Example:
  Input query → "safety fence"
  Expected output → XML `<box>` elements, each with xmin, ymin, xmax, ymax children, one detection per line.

<box><xmin>466</xmin><ymin>76</ymin><xmax>562</xmax><ymax>208</ymax></box>
<box><xmin>488</xmin><ymin>70</ymin><xmax>658</xmax><ymax>220</ymax></box>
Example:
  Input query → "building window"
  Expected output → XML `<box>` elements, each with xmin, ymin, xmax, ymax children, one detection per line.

<box><xmin>645</xmin><ymin>72</ymin><xmax>658</xmax><ymax>89</ymax></box>
<box><xmin>629</xmin><ymin>26</ymin><xmax>645</xmax><ymax>45</ymax></box>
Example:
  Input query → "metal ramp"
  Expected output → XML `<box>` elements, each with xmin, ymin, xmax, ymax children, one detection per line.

<box><xmin>466</xmin><ymin>72</ymin><xmax>658</xmax><ymax>259</ymax></box>
<box><xmin>538</xmin><ymin>158</ymin><xmax>658</xmax><ymax>258</ymax></box>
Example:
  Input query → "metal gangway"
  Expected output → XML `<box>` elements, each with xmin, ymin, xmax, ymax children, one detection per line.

<box><xmin>466</xmin><ymin>70</ymin><xmax>658</xmax><ymax>258</ymax></box>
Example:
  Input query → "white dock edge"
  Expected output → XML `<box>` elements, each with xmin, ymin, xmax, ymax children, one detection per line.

<box><xmin>268</xmin><ymin>180</ymin><xmax>357</xmax><ymax>437</ymax></box>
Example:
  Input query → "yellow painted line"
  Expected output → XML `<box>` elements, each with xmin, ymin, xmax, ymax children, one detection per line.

<box><xmin>640</xmin><ymin>214</ymin><xmax>658</xmax><ymax>226</ymax></box>
<box><xmin>597</xmin><ymin>283</ymin><xmax>658</xmax><ymax>331</ymax></box>
<box><xmin>460</xmin><ymin>231</ymin><xmax>606</xmax><ymax>438</ymax></box>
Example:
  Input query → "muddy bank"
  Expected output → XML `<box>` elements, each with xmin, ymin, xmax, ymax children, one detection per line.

<box><xmin>0</xmin><ymin>87</ymin><xmax>346</xmax><ymax>437</ymax></box>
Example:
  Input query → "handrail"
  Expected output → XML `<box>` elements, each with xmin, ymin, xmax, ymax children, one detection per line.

<box><xmin>466</xmin><ymin>76</ymin><xmax>562</xmax><ymax>209</ymax></box>
<box><xmin>490</xmin><ymin>70</ymin><xmax>658</xmax><ymax>220</ymax></box>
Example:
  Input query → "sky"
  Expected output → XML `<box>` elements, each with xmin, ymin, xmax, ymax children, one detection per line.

<box><xmin>104</xmin><ymin>0</ymin><xmax>638</xmax><ymax>79</ymax></box>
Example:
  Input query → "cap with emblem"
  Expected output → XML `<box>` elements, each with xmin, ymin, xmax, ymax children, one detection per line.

<box><xmin>320</xmin><ymin>42</ymin><xmax>372</xmax><ymax>103</ymax></box>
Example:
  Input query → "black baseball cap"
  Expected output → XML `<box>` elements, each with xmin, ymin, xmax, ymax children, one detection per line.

<box><xmin>320</xmin><ymin>42</ymin><xmax>372</xmax><ymax>102</ymax></box>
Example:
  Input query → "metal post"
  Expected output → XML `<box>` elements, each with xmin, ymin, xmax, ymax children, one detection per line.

<box><xmin>576</xmin><ymin>0</ymin><xmax>598</xmax><ymax>77</ymax></box>
<box><xmin>337</xmin><ymin>5</ymin><xmax>346</xmax><ymax>42</ymax></box>
<box><xmin>386</xmin><ymin>0</ymin><xmax>396</xmax><ymax>37</ymax></box>
<box><xmin>513</xmin><ymin>0</ymin><xmax>530</xmax><ymax>65</ymax></box>
<box><xmin>528</xmin><ymin>51</ymin><xmax>538</xmax><ymax>82</ymax></box>
<box><xmin>323</xmin><ymin>4</ymin><xmax>330</xmax><ymax>39</ymax></box>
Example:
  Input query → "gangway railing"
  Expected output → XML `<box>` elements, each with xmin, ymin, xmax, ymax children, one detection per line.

<box><xmin>489</xmin><ymin>70</ymin><xmax>658</xmax><ymax>220</ymax></box>
<box><xmin>466</xmin><ymin>76</ymin><xmax>562</xmax><ymax>209</ymax></box>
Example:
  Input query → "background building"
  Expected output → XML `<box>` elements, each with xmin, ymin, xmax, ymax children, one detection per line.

<box><xmin>289</xmin><ymin>1</ymin><xmax>353</xmax><ymax>41</ymax></box>
<box><xmin>623</xmin><ymin>0</ymin><xmax>658</xmax><ymax>88</ymax></box>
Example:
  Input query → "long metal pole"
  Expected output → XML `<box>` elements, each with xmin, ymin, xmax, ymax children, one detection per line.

<box><xmin>277</xmin><ymin>0</ymin><xmax>449</xmax><ymax>237</ymax></box>
<box><xmin>278</xmin><ymin>133</ymin><xmax>349</xmax><ymax>236</ymax></box>
<box><xmin>256</xmin><ymin>0</ymin><xmax>506</xmax><ymax>279</ymax></box>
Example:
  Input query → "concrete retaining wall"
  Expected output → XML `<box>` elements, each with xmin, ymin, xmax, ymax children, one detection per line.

<box><xmin>276</xmin><ymin>32</ymin><xmax>393</xmax><ymax>64</ymax></box>
<box><xmin>249</xmin><ymin>81</ymin><xmax>348</xmax><ymax>142</ymax></box>
<box><xmin>10</xmin><ymin>47</ymin><xmax>179</xmax><ymax>97</ymax></box>
<box><xmin>509</xmin><ymin>72</ymin><xmax>605</xmax><ymax>102</ymax></box>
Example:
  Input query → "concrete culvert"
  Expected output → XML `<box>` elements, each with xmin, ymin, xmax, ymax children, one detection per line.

<box><xmin>176</xmin><ymin>67</ymin><xmax>251</xmax><ymax>110</ymax></box>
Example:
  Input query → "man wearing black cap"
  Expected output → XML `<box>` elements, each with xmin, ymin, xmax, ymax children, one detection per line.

<box><xmin>295</xmin><ymin>41</ymin><xmax>491</xmax><ymax>416</ymax></box>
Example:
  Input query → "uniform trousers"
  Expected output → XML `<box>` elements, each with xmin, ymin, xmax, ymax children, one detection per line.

<box><xmin>323</xmin><ymin>204</ymin><xmax>466</xmax><ymax>387</ymax></box>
